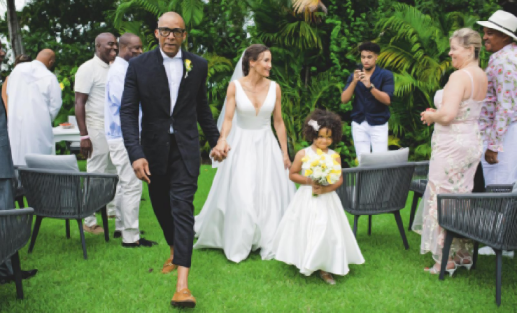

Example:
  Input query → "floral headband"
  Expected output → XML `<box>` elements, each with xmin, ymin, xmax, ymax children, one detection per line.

<box><xmin>308</xmin><ymin>119</ymin><xmax>320</xmax><ymax>132</ymax></box>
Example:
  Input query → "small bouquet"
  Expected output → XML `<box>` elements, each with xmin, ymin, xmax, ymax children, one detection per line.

<box><xmin>301</xmin><ymin>149</ymin><xmax>342</xmax><ymax>196</ymax></box>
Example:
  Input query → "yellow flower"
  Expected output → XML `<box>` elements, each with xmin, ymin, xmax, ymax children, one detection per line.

<box><xmin>59</xmin><ymin>82</ymin><xmax>65</xmax><ymax>90</ymax></box>
<box><xmin>310</xmin><ymin>160</ymin><xmax>320</xmax><ymax>167</ymax></box>
<box><xmin>185</xmin><ymin>59</ymin><xmax>193</xmax><ymax>72</ymax></box>
<box><xmin>321</xmin><ymin>163</ymin><xmax>327</xmax><ymax>169</ymax></box>
<box><xmin>301</xmin><ymin>156</ymin><xmax>309</xmax><ymax>162</ymax></box>
<box><xmin>331</xmin><ymin>170</ymin><xmax>341</xmax><ymax>174</ymax></box>
<box><xmin>316</xmin><ymin>149</ymin><xmax>323</xmax><ymax>155</ymax></box>
<box><xmin>304</xmin><ymin>169</ymin><xmax>313</xmax><ymax>176</ymax></box>
<box><xmin>331</xmin><ymin>153</ymin><xmax>339</xmax><ymax>159</ymax></box>
<box><xmin>326</xmin><ymin>175</ymin><xmax>332</xmax><ymax>184</ymax></box>
<box><xmin>333</xmin><ymin>160</ymin><xmax>340</xmax><ymax>165</ymax></box>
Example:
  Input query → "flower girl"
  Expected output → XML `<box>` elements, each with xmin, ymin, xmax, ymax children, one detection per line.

<box><xmin>269</xmin><ymin>109</ymin><xmax>364</xmax><ymax>284</ymax></box>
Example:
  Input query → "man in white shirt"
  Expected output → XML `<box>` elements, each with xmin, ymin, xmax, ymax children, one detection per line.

<box><xmin>105</xmin><ymin>33</ymin><xmax>156</xmax><ymax>247</ymax></box>
<box><xmin>7</xmin><ymin>49</ymin><xmax>62</xmax><ymax>166</ymax></box>
<box><xmin>75</xmin><ymin>33</ymin><xmax>120</xmax><ymax>235</ymax></box>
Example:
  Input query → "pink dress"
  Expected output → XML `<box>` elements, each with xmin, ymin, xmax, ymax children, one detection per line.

<box><xmin>412</xmin><ymin>70</ymin><xmax>484</xmax><ymax>262</ymax></box>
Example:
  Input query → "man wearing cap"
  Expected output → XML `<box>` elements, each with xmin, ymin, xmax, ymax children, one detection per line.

<box><xmin>476</xmin><ymin>10</ymin><xmax>517</xmax><ymax>257</ymax></box>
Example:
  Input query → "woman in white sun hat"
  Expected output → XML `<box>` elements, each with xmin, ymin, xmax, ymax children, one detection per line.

<box><xmin>476</xmin><ymin>10</ymin><xmax>517</xmax><ymax>258</ymax></box>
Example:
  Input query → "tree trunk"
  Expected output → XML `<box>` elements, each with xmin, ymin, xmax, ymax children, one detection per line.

<box><xmin>6</xmin><ymin>0</ymin><xmax>25</xmax><ymax>57</ymax></box>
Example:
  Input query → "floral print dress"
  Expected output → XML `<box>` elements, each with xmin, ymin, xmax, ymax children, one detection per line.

<box><xmin>412</xmin><ymin>70</ymin><xmax>484</xmax><ymax>262</ymax></box>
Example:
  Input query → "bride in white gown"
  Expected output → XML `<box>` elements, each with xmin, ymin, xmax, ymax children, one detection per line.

<box><xmin>193</xmin><ymin>44</ymin><xmax>296</xmax><ymax>263</ymax></box>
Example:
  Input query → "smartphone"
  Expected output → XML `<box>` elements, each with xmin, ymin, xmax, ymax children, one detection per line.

<box><xmin>356</xmin><ymin>64</ymin><xmax>363</xmax><ymax>71</ymax></box>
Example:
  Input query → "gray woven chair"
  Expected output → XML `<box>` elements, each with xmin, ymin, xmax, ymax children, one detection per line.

<box><xmin>18</xmin><ymin>168</ymin><xmax>118</xmax><ymax>260</ymax></box>
<box><xmin>336</xmin><ymin>162</ymin><xmax>416</xmax><ymax>250</ymax></box>
<box><xmin>408</xmin><ymin>161</ymin><xmax>429</xmax><ymax>231</ymax></box>
<box><xmin>437</xmin><ymin>185</ymin><xmax>517</xmax><ymax>306</ymax></box>
<box><xmin>0</xmin><ymin>208</ymin><xmax>34</xmax><ymax>299</ymax></box>
<box><xmin>12</xmin><ymin>166</ymin><xmax>25</xmax><ymax>208</ymax></box>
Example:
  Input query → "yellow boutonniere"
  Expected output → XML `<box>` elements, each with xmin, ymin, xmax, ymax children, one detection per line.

<box><xmin>59</xmin><ymin>82</ymin><xmax>65</xmax><ymax>90</ymax></box>
<box><xmin>184</xmin><ymin>59</ymin><xmax>193</xmax><ymax>78</ymax></box>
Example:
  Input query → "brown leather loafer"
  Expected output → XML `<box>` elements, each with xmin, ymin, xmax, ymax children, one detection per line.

<box><xmin>161</xmin><ymin>257</ymin><xmax>177</xmax><ymax>274</ymax></box>
<box><xmin>83</xmin><ymin>225</ymin><xmax>104</xmax><ymax>235</ymax></box>
<box><xmin>171</xmin><ymin>288</ymin><xmax>196</xmax><ymax>308</ymax></box>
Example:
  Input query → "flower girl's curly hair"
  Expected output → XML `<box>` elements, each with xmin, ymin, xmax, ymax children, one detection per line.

<box><xmin>303</xmin><ymin>109</ymin><xmax>342</xmax><ymax>144</ymax></box>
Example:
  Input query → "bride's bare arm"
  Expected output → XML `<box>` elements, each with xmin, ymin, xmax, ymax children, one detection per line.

<box><xmin>272</xmin><ymin>84</ymin><xmax>291</xmax><ymax>168</ymax></box>
<box><xmin>215</xmin><ymin>82</ymin><xmax>237</xmax><ymax>153</ymax></box>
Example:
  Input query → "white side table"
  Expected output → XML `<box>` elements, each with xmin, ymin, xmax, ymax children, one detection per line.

<box><xmin>52</xmin><ymin>126</ymin><xmax>80</xmax><ymax>155</ymax></box>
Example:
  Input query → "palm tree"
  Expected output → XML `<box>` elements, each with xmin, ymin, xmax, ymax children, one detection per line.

<box><xmin>114</xmin><ymin>0</ymin><xmax>205</xmax><ymax>31</ymax></box>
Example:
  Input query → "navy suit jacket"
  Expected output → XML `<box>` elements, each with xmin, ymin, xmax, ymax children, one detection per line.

<box><xmin>120</xmin><ymin>48</ymin><xmax>220</xmax><ymax>177</ymax></box>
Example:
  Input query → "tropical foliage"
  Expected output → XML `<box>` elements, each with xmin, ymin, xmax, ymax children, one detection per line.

<box><xmin>0</xmin><ymin>0</ymin><xmax>503</xmax><ymax>164</ymax></box>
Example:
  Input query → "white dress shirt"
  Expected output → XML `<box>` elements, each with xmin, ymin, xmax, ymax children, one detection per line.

<box><xmin>105</xmin><ymin>57</ymin><xmax>142</xmax><ymax>141</ymax></box>
<box><xmin>160</xmin><ymin>48</ymin><xmax>183</xmax><ymax>133</ymax></box>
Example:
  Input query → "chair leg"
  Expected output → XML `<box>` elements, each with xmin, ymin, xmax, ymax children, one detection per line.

<box><xmin>10</xmin><ymin>251</ymin><xmax>23</xmax><ymax>300</ymax></box>
<box><xmin>439</xmin><ymin>231</ymin><xmax>454</xmax><ymax>280</ymax></box>
<box><xmin>66</xmin><ymin>219</ymin><xmax>70</xmax><ymax>239</ymax></box>
<box><xmin>472</xmin><ymin>241</ymin><xmax>479</xmax><ymax>270</ymax></box>
<box><xmin>353</xmin><ymin>215</ymin><xmax>359</xmax><ymax>237</ymax></box>
<box><xmin>495</xmin><ymin>249</ymin><xmax>502</xmax><ymax>306</ymax></box>
<box><xmin>393</xmin><ymin>211</ymin><xmax>409</xmax><ymax>250</ymax></box>
<box><xmin>77</xmin><ymin>219</ymin><xmax>88</xmax><ymax>260</ymax></box>
<box><xmin>368</xmin><ymin>215</ymin><xmax>372</xmax><ymax>236</ymax></box>
<box><xmin>101</xmin><ymin>206</ymin><xmax>109</xmax><ymax>242</ymax></box>
<box><xmin>16</xmin><ymin>196</ymin><xmax>24</xmax><ymax>208</ymax></box>
<box><xmin>28</xmin><ymin>216</ymin><xmax>43</xmax><ymax>253</ymax></box>
<box><xmin>408</xmin><ymin>193</ymin><xmax>419</xmax><ymax>231</ymax></box>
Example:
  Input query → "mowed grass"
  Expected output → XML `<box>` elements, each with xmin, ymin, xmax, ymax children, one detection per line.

<box><xmin>1</xmin><ymin>161</ymin><xmax>516</xmax><ymax>312</ymax></box>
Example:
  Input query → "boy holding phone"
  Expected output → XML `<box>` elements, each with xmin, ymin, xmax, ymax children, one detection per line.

<box><xmin>341</xmin><ymin>42</ymin><xmax>394</xmax><ymax>162</ymax></box>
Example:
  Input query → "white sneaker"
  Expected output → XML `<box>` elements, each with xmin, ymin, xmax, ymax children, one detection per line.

<box><xmin>478</xmin><ymin>246</ymin><xmax>495</xmax><ymax>255</ymax></box>
<box><xmin>478</xmin><ymin>247</ymin><xmax>514</xmax><ymax>258</ymax></box>
<box><xmin>502</xmin><ymin>250</ymin><xmax>514</xmax><ymax>258</ymax></box>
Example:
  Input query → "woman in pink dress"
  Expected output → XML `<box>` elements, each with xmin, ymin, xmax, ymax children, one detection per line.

<box><xmin>413</xmin><ymin>28</ymin><xmax>488</xmax><ymax>275</ymax></box>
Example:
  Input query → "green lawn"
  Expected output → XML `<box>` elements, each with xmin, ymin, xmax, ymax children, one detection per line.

<box><xmin>1</xmin><ymin>162</ymin><xmax>516</xmax><ymax>312</ymax></box>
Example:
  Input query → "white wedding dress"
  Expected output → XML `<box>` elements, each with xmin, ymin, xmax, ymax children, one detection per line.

<box><xmin>193</xmin><ymin>80</ymin><xmax>296</xmax><ymax>263</ymax></box>
<box><xmin>268</xmin><ymin>147</ymin><xmax>365</xmax><ymax>276</ymax></box>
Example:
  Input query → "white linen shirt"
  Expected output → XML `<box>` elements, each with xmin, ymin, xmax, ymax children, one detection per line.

<box><xmin>160</xmin><ymin>48</ymin><xmax>183</xmax><ymax>133</ymax></box>
<box><xmin>75</xmin><ymin>55</ymin><xmax>110</xmax><ymax>130</ymax></box>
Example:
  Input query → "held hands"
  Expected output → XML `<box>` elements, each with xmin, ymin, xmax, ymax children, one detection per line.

<box><xmin>485</xmin><ymin>149</ymin><xmax>499</xmax><ymax>165</ymax></box>
<box><xmin>80</xmin><ymin>138</ymin><xmax>93</xmax><ymax>159</ymax></box>
<box><xmin>211</xmin><ymin>138</ymin><xmax>231</xmax><ymax>162</ymax></box>
<box><xmin>133</xmin><ymin>158</ymin><xmax>151</xmax><ymax>184</ymax></box>
<box><xmin>420</xmin><ymin>108</ymin><xmax>436</xmax><ymax>126</ymax></box>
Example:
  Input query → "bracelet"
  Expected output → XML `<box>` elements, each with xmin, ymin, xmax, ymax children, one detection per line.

<box><xmin>80</xmin><ymin>135</ymin><xmax>90</xmax><ymax>141</ymax></box>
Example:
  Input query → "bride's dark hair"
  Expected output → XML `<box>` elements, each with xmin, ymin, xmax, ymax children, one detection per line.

<box><xmin>242</xmin><ymin>44</ymin><xmax>270</xmax><ymax>76</ymax></box>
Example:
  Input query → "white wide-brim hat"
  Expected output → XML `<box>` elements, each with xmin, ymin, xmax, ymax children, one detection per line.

<box><xmin>477</xmin><ymin>10</ymin><xmax>517</xmax><ymax>40</ymax></box>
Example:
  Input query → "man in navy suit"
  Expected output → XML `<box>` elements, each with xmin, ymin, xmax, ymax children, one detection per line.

<box><xmin>120</xmin><ymin>12</ymin><xmax>228</xmax><ymax>308</ymax></box>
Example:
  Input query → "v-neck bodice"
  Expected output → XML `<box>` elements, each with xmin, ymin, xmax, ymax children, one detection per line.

<box><xmin>233</xmin><ymin>80</ymin><xmax>276</xmax><ymax>130</ymax></box>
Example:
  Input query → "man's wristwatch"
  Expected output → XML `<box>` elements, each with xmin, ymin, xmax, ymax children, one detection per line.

<box><xmin>368</xmin><ymin>84</ymin><xmax>375</xmax><ymax>91</ymax></box>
